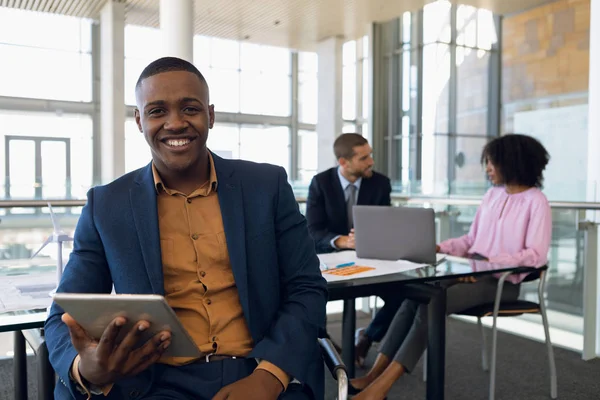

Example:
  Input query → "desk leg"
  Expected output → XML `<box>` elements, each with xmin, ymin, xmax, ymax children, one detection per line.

<box><xmin>37</xmin><ymin>341</ymin><xmax>55</xmax><ymax>400</ymax></box>
<box><xmin>342</xmin><ymin>298</ymin><xmax>356</xmax><ymax>378</ymax></box>
<box><xmin>426</xmin><ymin>286</ymin><xmax>446</xmax><ymax>400</ymax></box>
<box><xmin>14</xmin><ymin>331</ymin><xmax>28</xmax><ymax>400</ymax></box>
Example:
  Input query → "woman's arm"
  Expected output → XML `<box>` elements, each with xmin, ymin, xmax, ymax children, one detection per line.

<box><xmin>438</xmin><ymin>206</ymin><xmax>482</xmax><ymax>257</ymax></box>
<box><xmin>489</xmin><ymin>197</ymin><xmax>552</xmax><ymax>267</ymax></box>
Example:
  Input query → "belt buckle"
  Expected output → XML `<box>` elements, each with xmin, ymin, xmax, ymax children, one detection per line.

<box><xmin>204</xmin><ymin>354</ymin><xmax>237</xmax><ymax>363</ymax></box>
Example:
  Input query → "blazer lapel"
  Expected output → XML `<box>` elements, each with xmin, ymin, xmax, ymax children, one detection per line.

<box><xmin>330</xmin><ymin>167</ymin><xmax>347</xmax><ymax>211</ymax></box>
<box><xmin>213</xmin><ymin>154</ymin><xmax>251</xmax><ymax>322</ymax></box>
<box><xmin>130</xmin><ymin>164</ymin><xmax>164</xmax><ymax>295</ymax></box>
<box><xmin>357</xmin><ymin>175</ymin><xmax>373</xmax><ymax>205</ymax></box>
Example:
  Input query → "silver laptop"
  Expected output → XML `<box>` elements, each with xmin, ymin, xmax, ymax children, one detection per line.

<box><xmin>353</xmin><ymin>205</ymin><xmax>437</xmax><ymax>264</ymax></box>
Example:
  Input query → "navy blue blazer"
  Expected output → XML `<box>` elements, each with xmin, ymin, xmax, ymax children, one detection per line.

<box><xmin>45</xmin><ymin>155</ymin><xmax>328</xmax><ymax>399</ymax></box>
<box><xmin>306</xmin><ymin>167</ymin><xmax>392</xmax><ymax>254</ymax></box>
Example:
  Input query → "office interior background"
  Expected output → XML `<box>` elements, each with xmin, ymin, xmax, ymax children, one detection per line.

<box><xmin>0</xmin><ymin>0</ymin><xmax>600</xmax><ymax>385</ymax></box>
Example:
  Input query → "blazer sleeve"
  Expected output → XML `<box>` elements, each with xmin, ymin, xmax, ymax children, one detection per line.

<box><xmin>250</xmin><ymin>167</ymin><xmax>328</xmax><ymax>390</ymax></box>
<box><xmin>305</xmin><ymin>176</ymin><xmax>338</xmax><ymax>252</ymax></box>
<box><xmin>44</xmin><ymin>188</ymin><xmax>113</xmax><ymax>399</ymax></box>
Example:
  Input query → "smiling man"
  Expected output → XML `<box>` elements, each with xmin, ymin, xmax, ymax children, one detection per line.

<box><xmin>44</xmin><ymin>57</ymin><xmax>328</xmax><ymax>400</ymax></box>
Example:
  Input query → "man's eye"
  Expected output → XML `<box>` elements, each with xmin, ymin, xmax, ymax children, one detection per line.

<box><xmin>184</xmin><ymin>107</ymin><xmax>199</xmax><ymax>113</ymax></box>
<box><xmin>148</xmin><ymin>109</ymin><xmax>165</xmax><ymax>116</ymax></box>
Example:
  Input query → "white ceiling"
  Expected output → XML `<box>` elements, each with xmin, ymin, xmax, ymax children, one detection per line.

<box><xmin>0</xmin><ymin>0</ymin><xmax>556</xmax><ymax>50</ymax></box>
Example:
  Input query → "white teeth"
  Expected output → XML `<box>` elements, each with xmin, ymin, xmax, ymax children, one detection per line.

<box><xmin>166</xmin><ymin>139</ymin><xmax>190</xmax><ymax>147</ymax></box>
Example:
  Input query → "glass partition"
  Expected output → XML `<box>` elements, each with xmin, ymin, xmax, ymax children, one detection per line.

<box><xmin>0</xmin><ymin>195</ymin><xmax>591</xmax><ymax>352</ymax></box>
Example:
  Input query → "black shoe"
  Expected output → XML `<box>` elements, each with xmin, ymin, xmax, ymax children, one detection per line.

<box><xmin>354</xmin><ymin>328</ymin><xmax>372</xmax><ymax>367</ymax></box>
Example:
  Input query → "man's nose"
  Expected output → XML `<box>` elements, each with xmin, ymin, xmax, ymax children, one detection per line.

<box><xmin>164</xmin><ymin>113</ymin><xmax>188</xmax><ymax>131</ymax></box>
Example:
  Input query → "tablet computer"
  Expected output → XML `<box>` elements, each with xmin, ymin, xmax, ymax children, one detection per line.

<box><xmin>52</xmin><ymin>293</ymin><xmax>201</xmax><ymax>358</ymax></box>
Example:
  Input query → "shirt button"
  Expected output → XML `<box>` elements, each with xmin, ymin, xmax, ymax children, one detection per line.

<box><xmin>212</xmin><ymin>336</ymin><xmax>217</xmax><ymax>341</ymax></box>
<box><xmin>187</xmin><ymin>198</ymin><xmax>192</xmax><ymax>204</ymax></box>
<box><xmin>191</xmin><ymin>233</ymin><xmax>199</xmax><ymax>240</ymax></box>
<box><xmin>200</xmin><ymin>271</ymin><xmax>206</xmax><ymax>277</ymax></box>
<box><xmin>206</xmin><ymin>298</ymin><xmax>212</xmax><ymax>305</ymax></box>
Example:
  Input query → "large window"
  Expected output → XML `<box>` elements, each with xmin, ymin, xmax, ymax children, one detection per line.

<box><xmin>342</xmin><ymin>37</ymin><xmax>369</xmax><ymax>138</ymax></box>
<box><xmin>0</xmin><ymin>8</ymin><xmax>92</xmax><ymax>101</ymax></box>
<box><xmin>0</xmin><ymin>111</ymin><xmax>92</xmax><ymax>199</ymax></box>
<box><xmin>376</xmin><ymin>1</ymin><xmax>499</xmax><ymax>194</ymax></box>
<box><xmin>207</xmin><ymin>124</ymin><xmax>290</xmax><ymax>176</ymax></box>
<box><xmin>194</xmin><ymin>37</ymin><xmax>291</xmax><ymax>116</ymax></box>
<box><xmin>124</xmin><ymin>25</ymin><xmax>163</xmax><ymax>106</ymax></box>
<box><xmin>298</xmin><ymin>130</ymin><xmax>318</xmax><ymax>183</ymax></box>
<box><xmin>124</xmin><ymin>119</ymin><xmax>151</xmax><ymax>172</ymax></box>
<box><xmin>298</xmin><ymin>52</ymin><xmax>318</xmax><ymax>124</ymax></box>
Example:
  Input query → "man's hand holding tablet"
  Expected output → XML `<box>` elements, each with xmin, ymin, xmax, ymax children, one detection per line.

<box><xmin>53</xmin><ymin>293</ymin><xmax>201</xmax><ymax>388</ymax></box>
<box><xmin>62</xmin><ymin>313</ymin><xmax>171</xmax><ymax>387</ymax></box>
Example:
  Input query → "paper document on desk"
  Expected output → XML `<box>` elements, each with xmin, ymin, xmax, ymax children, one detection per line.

<box><xmin>318</xmin><ymin>251</ymin><xmax>427</xmax><ymax>282</ymax></box>
<box><xmin>0</xmin><ymin>274</ymin><xmax>54</xmax><ymax>313</ymax></box>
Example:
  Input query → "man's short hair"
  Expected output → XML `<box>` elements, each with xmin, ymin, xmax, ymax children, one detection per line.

<box><xmin>333</xmin><ymin>133</ymin><xmax>368</xmax><ymax>160</ymax></box>
<box><xmin>135</xmin><ymin>56</ymin><xmax>208</xmax><ymax>91</ymax></box>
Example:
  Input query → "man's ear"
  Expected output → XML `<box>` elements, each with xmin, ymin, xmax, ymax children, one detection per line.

<box><xmin>338</xmin><ymin>157</ymin><xmax>348</xmax><ymax>168</ymax></box>
<box><xmin>134</xmin><ymin>108</ymin><xmax>143</xmax><ymax>132</ymax></box>
<box><xmin>208</xmin><ymin>104</ymin><xmax>215</xmax><ymax>129</ymax></box>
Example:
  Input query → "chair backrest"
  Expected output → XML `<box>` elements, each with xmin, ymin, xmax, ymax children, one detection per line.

<box><xmin>522</xmin><ymin>265</ymin><xmax>548</xmax><ymax>282</ymax></box>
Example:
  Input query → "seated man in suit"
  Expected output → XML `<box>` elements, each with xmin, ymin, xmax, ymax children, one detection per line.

<box><xmin>305</xmin><ymin>133</ymin><xmax>401</xmax><ymax>366</ymax></box>
<box><xmin>44</xmin><ymin>57</ymin><xmax>328</xmax><ymax>400</ymax></box>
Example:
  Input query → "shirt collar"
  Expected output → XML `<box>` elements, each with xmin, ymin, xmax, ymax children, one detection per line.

<box><xmin>337</xmin><ymin>166</ymin><xmax>362</xmax><ymax>191</ymax></box>
<box><xmin>152</xmin><ymin>152</ymin><xmax>218</xmax><ymax>195</ymax></box>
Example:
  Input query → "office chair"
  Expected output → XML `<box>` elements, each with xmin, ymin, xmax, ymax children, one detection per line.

<box><xmin>456</xmin><ymin>266</ymin><xmax>557</xmax><ymax>400</ymax></box>
<box><xmin>319</xmin><ymin>337</ymin><xmax>349</xmax><ymax>400</ymax></box>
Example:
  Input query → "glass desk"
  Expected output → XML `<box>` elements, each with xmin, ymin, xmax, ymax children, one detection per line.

<box><xmin>0</xmin><ymin>310</ymin><xmax>51</xmax><ymax>400</ymax></box>
<box><xmin>324</xmin><ymin>254</ymin><xmax>538</xmax><ymax>400</ymax></box>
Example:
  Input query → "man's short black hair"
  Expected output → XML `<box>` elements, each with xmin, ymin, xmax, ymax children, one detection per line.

<box><xmin>334</xmin><ymin>133</ymin><xmax>368</xmax><ymax>160</ymax></box>
<box><xmin>481</xmin><ymin>134</ymin><xmax>550</xmax><ymax>188</ymax></box>
<box><xmin>135</xmin><ymin>56</ymin><xmax>208</xmax><ymax>91</ymax></box>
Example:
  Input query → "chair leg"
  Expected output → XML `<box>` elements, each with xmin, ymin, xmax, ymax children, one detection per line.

<box><xmin>489</xmin><ymin>312</ymin><xmax>498</xmax><ymax>400</ymax></box>
<box><xmin>478</xmin><ymin>317</ymin><xmax>490</xmax><ymax>372</ymax></box>
<box><xmin>540</xmin><ymin>301</ymin><xmax>558</xmax><ymax>399</ymax></box>
<box><xmin>422</xmin><ymin>349</ymin><xmax>427</xmax><ymax>382</ymax></box>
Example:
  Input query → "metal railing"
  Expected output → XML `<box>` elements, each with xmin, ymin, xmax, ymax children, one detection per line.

<box><xmin>2</xmin><ymin>196</ymin><xmax>600</xmax><ymax>210</ymax></box>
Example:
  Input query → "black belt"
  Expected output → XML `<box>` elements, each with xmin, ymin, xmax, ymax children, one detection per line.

<box><xmin>196</xmin><ymin>354</ymin><xmax>240</xmax><ymax>364</ymax></box>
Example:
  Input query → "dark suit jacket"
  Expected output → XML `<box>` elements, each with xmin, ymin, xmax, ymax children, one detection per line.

<box><xmin>44</xmin><ymin>154</ymin><xmax>328</xmax><ymax>399</ymax></box>
<box><xmin>306</xmin><ymin>167</ymin><xmax>392</xmax><ymax>254</ymax></box>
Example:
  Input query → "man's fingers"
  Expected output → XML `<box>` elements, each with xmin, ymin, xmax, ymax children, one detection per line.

<box><xmin>128</xmin><ymin>341</ymin><xmax>168</xmax><ymax>377</ymax></box>
<box><xmin>62</xmin><ymin>314</ymin><xmax>92</xmax><ymax>352</ymax></box>
<box><xmin>129</xmin><ymin>331</ymin><xmax>170</xmax><ymax>367</ymax></box>
<box><xmin>96</xmin><ymin>316</ymin><xmax>127</xmax><ymax>361</ymax></box>
<box><xmin>110</xmin><ymin>320</ymin><xmax>150</xmax><ymax>363</ymax></box>
<box><xmin>117</xmin><ymin>328</ymin><xmax>170</xmax><ymax>373</ymax></box>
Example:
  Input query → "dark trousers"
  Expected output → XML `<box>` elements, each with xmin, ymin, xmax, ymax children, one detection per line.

<box><xmin>364</xmin><ymin>295</ymin><xmax>404</xmax><ymax>342</ymax></box>
<box><xmin>141</xmin><ymin>358</ymin><xmax>310</xmax><ymax>400</ymax></box>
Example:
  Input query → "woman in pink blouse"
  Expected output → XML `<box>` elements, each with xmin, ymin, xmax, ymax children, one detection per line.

<box><xmin>349</xmin><ymin>134</ymin><xmax>551</xmax><ymax>400</ymax></box>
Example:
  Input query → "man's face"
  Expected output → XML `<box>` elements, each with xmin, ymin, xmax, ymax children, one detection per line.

<box><xmin>134</xmin><ymin>70</ymin><xmax>215</xmax><ymax>174</ymax></box>
<box><xmin>341</xmin><ymin>143</ymin><xmax>375</xmax><ymax>179</ymax></box>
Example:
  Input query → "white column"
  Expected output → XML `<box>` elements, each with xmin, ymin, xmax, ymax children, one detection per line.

<box><xmin>585</xmin><ymin>0</ymin><xmax>600</xmax><ymax>360</ymax></box>
<box><xmin>316</xmin><ymin>36</ymin><xmax>344</xmax><ymax>172</ymax></box>
<box><xmin>100</xmin><ymin>0</ymin><xmax>125</xmax><ymax>183</ymax></box>
<box><xmin>160</xmin><ymin>0</ymin><xmax>194</xmax><ymax>62</ymax></box>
